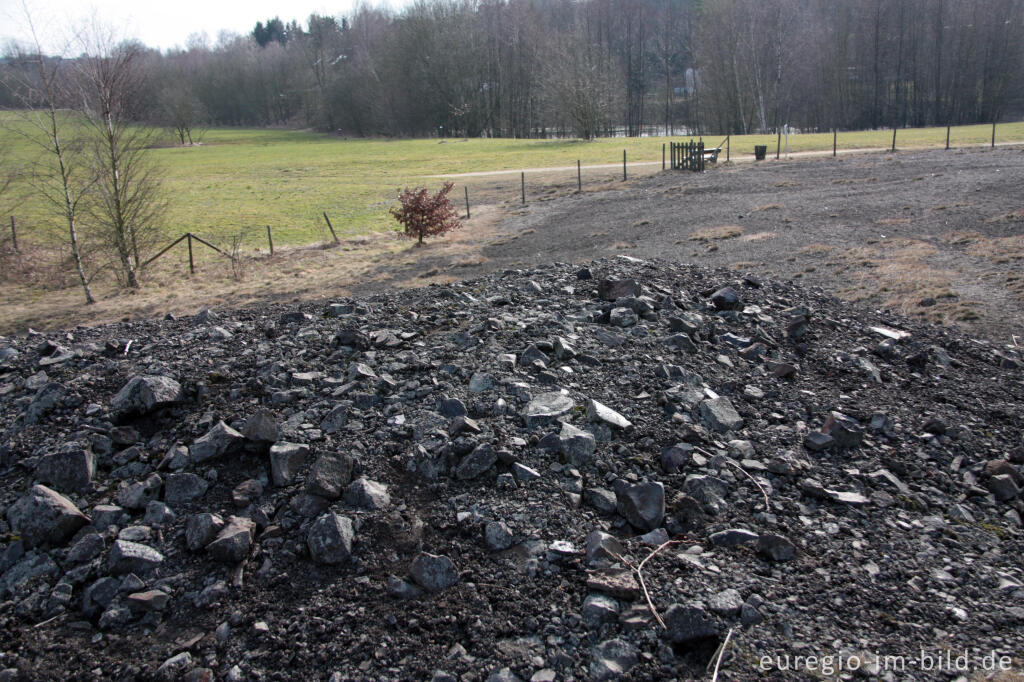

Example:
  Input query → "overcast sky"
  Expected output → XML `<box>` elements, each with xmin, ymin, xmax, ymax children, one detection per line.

<box><xmin>0</xmin><ymin>0</ymin><xmax>367</xmax><ymax>53</ymax></box>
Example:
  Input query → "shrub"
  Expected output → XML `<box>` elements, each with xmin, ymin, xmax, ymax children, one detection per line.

<box><xmin>390</xmin><ymin>181</ymin><xmax>462</xmax><ymax>245</ymax></box>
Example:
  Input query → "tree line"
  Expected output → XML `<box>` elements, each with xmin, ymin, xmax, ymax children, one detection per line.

<box><xmin>3</xmin><ymin>0</ymin><xmax>1023</xmax><ymax>140</ymax></box>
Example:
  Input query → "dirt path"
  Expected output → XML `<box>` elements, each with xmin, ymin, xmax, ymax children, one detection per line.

<box><xmin>429</xmin><ymin>141</ymin><xmax>1024</xmax><ymax>178</ymax></box>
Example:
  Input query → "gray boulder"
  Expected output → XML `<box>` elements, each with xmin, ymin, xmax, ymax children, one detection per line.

<box><xmin>409</xmin><ymin>552</ymin><xmax>458</xmax><ymax>591</ymax></box>
<box><xmin>35</xmin><ymin>442</ymin><xmax>95</xmax><ymax>493</ymax></box>
<box><xmin>455</xmin><ymin>444</ymin><xmax>497</xmax><ymax>480</ymax></box>
<box><xmin>307</xmin><ymin>452</ymin><xmax>355</xmax><ymax>499</ymax></box>
<box><xmin>108</xmin><ymin>539</ymin><xmax>164</xmax><ymax>575</ymax></box>
<box><xmin>7</xmin><ymin>484</ymin><xmax>90</xmax><ymax>548</ymax></box>
<box><xmin>558</xmin><ymin>423</ymin><xmax>596</xmax><ymax>465</ymax></box>
<box><xmin>111</xmin><ymin>375</ymin><xmax>182</xmax><ymax>416</ymax></box>
<box><xmin>190</xmin><ymin>421</ymin><xmax>245</xmax><ymax>463</ymax></box>
<box><xmin>164</xmin><ymin>473</ymin><xmax>209</xmax><ymax>505</ymax></box>
<box><xmin>207</xmin><ymin>516</ymin><xmax>256</xmax><ymax>563</ymax></box>
<box><xmin>344</xmin><ymin>478</ymin><xmax>391</xmax><ymax>509</ymax></box>
<box><xmin>242</xmin><ymin>410</ymin><xmax>281</xmax><ymax>443</ymax></box>
<box><xmin>589</xmin><ymin>639</ymin><xmax>638</xmax><ymax>681</ymax></box>
<box><xmin>664</xmin><ymin>603</ymin><xmax>719</xmax><ymax>643</ymax></box>
<box><xmin>269</xmin><ymin>442</ymin><xmax>310</xmax><ymax>486</ymax></box>
<box><xmin>307</xmin><ymin>513</ymin><xmax>355</xmax><ymax>564</ymax></box>
<box><xmin>186</xmin><ymin>513</ymin><xmax>225</xmax><ymax>552</ymax></box>
<box><xmin>523</xmin><ymin>392</ymin><xmax>575</xmax><ymax>428</ymax></box>
<box><xmin>615</xmin><ymin>481</ymin><xmax>665</xmax><ymax>531</ymax></box>
<box><xmin>116</xmin><ymin>474</ymin><xmax>163</xmax><ymax>510</ymax></box>
<box><xmin>699</xmin><ymin>397</ymin><xmax>744</xmax><ymax>433</ymax></box>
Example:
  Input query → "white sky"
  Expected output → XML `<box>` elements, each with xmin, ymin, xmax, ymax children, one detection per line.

<box><xmin>0</xmin><ymin>0</ymin><xmax>366</xmax><ymax>53</ymax></box>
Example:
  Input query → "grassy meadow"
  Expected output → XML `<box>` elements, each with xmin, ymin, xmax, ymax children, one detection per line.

<box><xmin>3</xmin><ymin>116</ymin><xmax>1022</xmax><ymax>253</ymax></box>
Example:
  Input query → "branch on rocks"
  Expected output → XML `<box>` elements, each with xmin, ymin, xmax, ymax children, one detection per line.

<box><xmin>708</xmin><ymin>627</ymin><xmax>735</xmax><ymax>681</ymax></box>
<box><xmin>696</xmin><ymin>446</ymin><xmax>771</xmax><ymax>511</ymax></box>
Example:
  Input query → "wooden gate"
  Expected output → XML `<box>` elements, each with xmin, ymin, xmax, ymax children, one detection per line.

<box><xmin>670</xmin><ymin>141</ymin><xmax>705</xmax><ymax>172</ymax></box>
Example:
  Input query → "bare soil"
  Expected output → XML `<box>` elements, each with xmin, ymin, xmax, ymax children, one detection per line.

<box><xmin>390</xmin><ymin>146</ymin><xmax>1024</xmax><ymax>344</ymax></box>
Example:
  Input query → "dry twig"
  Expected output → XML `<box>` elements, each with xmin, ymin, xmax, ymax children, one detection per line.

<box><xmin>695</xmin><ymin>446</ymin><xmax>771</xmax><ymax>511</ymax></box>
<box><xmin>708</xmin><ymin>627</ymin><xmax>735</xmax><ymax>681</ymax></box>
<box><xmin>635</xmin><ymin>539</ymin><xmax>680</xmax><ymax>630</ymax></box>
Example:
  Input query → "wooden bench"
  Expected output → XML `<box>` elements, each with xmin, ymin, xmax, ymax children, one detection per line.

<box><xmin>703</xmin><ymin>147</ymin><xmax>722</xmax><ymax>163</ymax></box>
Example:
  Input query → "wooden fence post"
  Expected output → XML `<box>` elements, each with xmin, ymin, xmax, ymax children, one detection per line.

<box><xmin>662</xmin><ymin>143</ymin><xmax>665</xmax><ymax>170</ymax></box>
<box><xmin>9</xmin><ymin>216</ymin><xmax>17</xmax><ymax>253</ymax></box>
<box><xmin>833</xmin><ymin>128</ymin><xmax>837</xmax><ymax>157</ymax></box>
<box><xmin>521</xmin><ymin>172</ymin><xmax>525</xmax><ymax>205</ymax></box>
<box><xmin>623</xmin><ymin>150</ymin><xmax>627</xmax><ymax>181</ymax></box>
<box><xmin>266</xmin><ymin>225</ymin><xmax>274</xmax><ymax>255</ymax></box>
<box><xmin>577</xmin><ymin>160</ymin><xmax>581</xmax><ymax>192</ymax></box>
<box><xmin>464</xmin><ymin>186</ymin><xmax>470</xmax><ymax>219</ymax></box>
<box><xmin>992</xmin><ymin>120</ymin><xmax>997</xmax><ymax>148</ymax></box>
<box><xmin>946</xmin><ymin>124</ymin><xmax>951</xmax><ymax>150</ymax></box>
<box><xmin>322</xmin><ymin>212</ymin><xmax>340</xmax><ymax>244</ymax></box>
<box><xmin>187</xmin><ymin>233</ymin><xmax>194</xmax><ymax>274</ymax></box>
<box><xmin>726</xmin><ymin>135</ymin><xmax>730</xmax><ymax>162</ymax></box>
<box><xmin>776</xmin><ymin>129</ymin><xmax>781</xmax><ymax>160</ymax></box>
<box><xmin>891</xmin><ymin>126</ymin><xmax>897</xmax><ymax>152</ymax></box>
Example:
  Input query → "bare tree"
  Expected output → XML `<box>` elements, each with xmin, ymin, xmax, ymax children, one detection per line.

<box><xmin>157</xmin><ymin>80</ymin><xmax>206</xmax><ymax>145</ymax></box>
<box><xmin>75</xmin><ymin>30</ymin><xmax>166</xmax><ymax>289</ymax></box>
<box><xmin>0</xmin><ymin>10</ymin><xmax>95</xmax><ymax>304</ymax></box>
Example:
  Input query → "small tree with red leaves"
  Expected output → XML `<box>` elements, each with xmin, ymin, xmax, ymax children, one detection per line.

<box><xmin>390</xmin><ymin>181</ymin><xmax>462</xmax><ymax>245</ymax></box>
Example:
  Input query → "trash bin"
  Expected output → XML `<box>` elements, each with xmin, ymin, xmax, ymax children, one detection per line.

<box><xmin>754</xmin><ymin>145</ymin><xmax>767</xmax><ymax>161</ymax></box>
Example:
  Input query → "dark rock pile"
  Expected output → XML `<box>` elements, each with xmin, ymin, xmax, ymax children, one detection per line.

<box><xmin>1</xmin><ymin>257</ymin><xmax>1022</xmax><ymax>680</ymax></box>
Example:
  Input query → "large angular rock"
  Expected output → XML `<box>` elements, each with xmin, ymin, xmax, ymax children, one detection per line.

<box><xmin>186</xmin><ymin>513</ymin><xmax>225</xmax><ymax>551</ymax></box>
<box><xmin>585</xmin><ymin>530</ymin><xmax>625</xmax><ymax>566</ymax></box>
<box><xmin>523</xmin><ymin>392</ymin><xmax>575</xmax><ymax>428</ymax></box>
<box><xmin>307</xmin><ymin>513</ymin><xmax>354</xmax><ymax>564</ymax></box>
<box><xmin>586</xmin><ymin>400</ymin><xmax>632</xmax><ymax>429</ymax></box>
<box><xmin>344</xmin><ymin>478</ymin><xmax>391</xmax><ymax>509</ymax></box>
<box><xmin>822</xmin><ymin>411</ymin><xmax>863</xmax><ymax>449</ymax></box>
<box><xmin>242</xmin><ymin>410</ymin><xmax>281</xmax><ymax>443</ymax></box>
<box><xmin>664</xmin><ymin>603</ymin><xmax>719</xmax><ymax>643</ymax></box>
<box><xmin>35</xmin><ymin>442</ymin><xmax>95</xmax><ymax>493</ymax></box>
<box><xmin>699</xmin><ymin>397</ymin><xmax>744</xmax><ymax>433</ymax></box>
<box><xmin>269</xmin><ymin>442</ymin><xmax>310</xmax><ymax>486</ymax></box>
<box><xmin>615</xmin><ymin>481</ymin><xmax>665</xmax><ymax>531</ymax></box>
<box><xmin>7</xmin><ymin>484</ymin><xmax>90</xmax><ymax>548</ymax></box>
<box><xmin>164</xmin><ymin>473</ymin><xmax>209</xmax><ymax>504</ymax></box>
<box><xmin>590</xmin><ymin>639</ymin><xmax>638</xmax><ymax>681</ymax></box>
<box><xmin>207</xmin><ymin>516</ymin><xmax>255</xmax><ymax>563</ymax></box>
<box><xmin>409</xmin><ymin>552</ymin><xmax>458</xmax><ymax>591</ymax></box>
<box><xmin>111</xmin><ymin>375</ymin><xmax>182</xmax><ymax>416</ymax></box>
<box><xmin>116</xmin><ymin>474</ymin><xmax>163</xmax><ymax>510</ymax></box>
<box><xmin>758</xmin><ymin>533</ymin><xmax>797</xmax><ymax>561</ymax></box>
<box><xmin>558</xmin><ymin>423</ymin><xmax>596</xmax><ymax>465</ymax></box>
<box><xmin>709</xmin><ymin>286</ymin><xmax>740</xmax><ymax>311</ymax></box>
<box><xmin>598</xmin><ymin>278</ymin><xmax>641</xmax><ymax>301</ymax></box>
<box><xmin>190</xmin><ymin>421</ymin><xmax>245</xmax><ymax>463</ymax></box>
<box><xmin>108</xmin><ymin>539</ymin><xmax>164</xmax><ymax>575</ymax></box>
<box><xmin>306</xmin><ymin>452</ymin><xmax>355</xmax><ymax>499</ymax></box>
<box><xmin>320</xmin><ymin>405</ymin><xmax>349</xmax><ymax>434</ymax></box>
<box><xmin>456</xmin><ymin>444</ymin><xmax>498</xmax><ymax>480</ymax></box>
<box><xmin>709</xmin><ymin>528</ymin><xmax>759</xmax><ymax>547</ymax></box>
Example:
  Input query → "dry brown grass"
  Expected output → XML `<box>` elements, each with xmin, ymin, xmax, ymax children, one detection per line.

<box><xmin>0</xmin><ymin>205</ymin><xmax>504</xmax><ymax>334</ymax></box>
<box><xmin>740</xmin><ymin>231</ymin><xmax>775</xmax><ymax>242</ymax></box>
<box><xmin>809</xmin><ymin>237</ymin><xmax>979</xmax><ymax>324</ymax></box>
<box><xmin>985</xmin><ymin>208</ymin><xmax>1024</xmax><ymax>224</ymax></box>
<box><xmin>689</xmin><ymin>225</ymin><xmax>743</xmax><ymax>242</ymax></box>
<box><xmin>751</xmin><ymin>203</ymin><xmax>783</xmax><ymax>212</ymax></box>
<box><xmin>875</xmin><ymin>217</ymin><xmax>913</xmax><ymax>225</ymax></box>
<box><xmin>799</xmin><ymin>243</ymin><xmax>835</xmax><ymax>255</ymax></box>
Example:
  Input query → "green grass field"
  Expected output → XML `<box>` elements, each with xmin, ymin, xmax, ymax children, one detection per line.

<box><xmin>2</xmin><ymin>115</ymin><xmax>1022</xmax><ymax>252</ymax></box>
